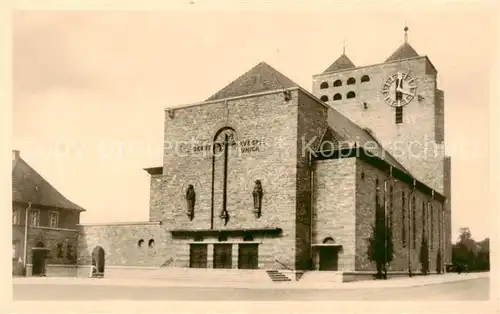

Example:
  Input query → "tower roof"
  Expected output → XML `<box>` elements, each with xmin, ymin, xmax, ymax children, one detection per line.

<box><xmin>385</xmin><ymin>42</ymin><xmax>420</xmax><ymax>62</ymax></box>
<box><xmin>206</xmin><ymin>62</ymin><xmax>299</xmax><ymax>101</ymax></box>
<box><xmin>323</xmin><ymin>54</ymin><xmax>356</xmax><ymax>73</ymax></box>
<box><xmin>385</xmin><ymin>24</ymin><xmax>420</xmax><ymax>62</ymax></box>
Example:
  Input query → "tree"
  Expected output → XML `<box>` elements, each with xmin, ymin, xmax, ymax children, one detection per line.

<box><xmin>367</xmin><ymin>200</ymin><xmax>393</xmax><ymax>279</ymax></box>
<box><xmin>475</xmin><ymin>238</ymin><xmax>490</xmax><ymax>271</ymax></box>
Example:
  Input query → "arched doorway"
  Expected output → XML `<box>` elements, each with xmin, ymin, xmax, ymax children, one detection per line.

<box><xmin>92</xmin><ymin>246</ymin><xmax>105</xmax><ymax>277</ymax></box>
<box><xmin>32</xmin><ymin>241</ymin><xmax>48</xmax><ymax>276</ymax></box>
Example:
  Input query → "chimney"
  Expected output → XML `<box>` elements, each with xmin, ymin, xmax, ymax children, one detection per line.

<box><xmin>12</xmin><ymin>150</ymin><xmax>20</xmax><ymax>161</ymax></box>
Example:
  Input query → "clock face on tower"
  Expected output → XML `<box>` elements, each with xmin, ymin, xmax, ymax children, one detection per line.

<box><xmin>381</xmin><ymin>72</ymin><xmax>417</xmax><ymax>108</ymax></box>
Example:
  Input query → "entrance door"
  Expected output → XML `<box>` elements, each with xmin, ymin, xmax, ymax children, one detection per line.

<box><xmin>238</xmin><ymin>244</ymin><xmax>259</xmax><ymax>269</ymax></box>
<box><xmin>32</xmin><ymin>250</ymin><xmax>47</xmax><ymax>276</ymax></box>
<box><xmin>189</xmin><ymin>244</ymin><xmax>208</xmax><ymax>268</ymax></box>
<box><xmin>319</xmin><ymin>247</ymin><xmax>339</xmax><ymax>271</ymax></box>
<box><xmin>213</xmin><ymin>244</ymin><xmax>232</xmax><ymax>269</ymax></box>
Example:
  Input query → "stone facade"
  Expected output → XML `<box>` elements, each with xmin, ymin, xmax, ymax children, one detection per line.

<box><xmin>76</xmin><ymin>222</ymin><xmax>164</xmax><ymax>267</ymax></box>
<box><xmin>354</xmin><ymin>158</ymin><xmax>444</xmax><ymax>273</ymax></box>
<box><xmin>156</xmin><ymin>90</ymin><xmax>302</xmax><ymax>270</ymax></box>
<box><xmin>312</xmin><ymin>158</ymin><xmax>356</xmax><ymax>271</ymax></box>
<box><xmin>311</xmin><ymin>156</ymin><xmax>445</xmax><ymax>275</ymax></box>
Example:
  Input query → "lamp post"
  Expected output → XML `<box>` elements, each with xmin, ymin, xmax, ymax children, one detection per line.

<box><xmin>22</xmin><ymin>202</ymin><xmax>32</xmax><ymax>275</ymax></box>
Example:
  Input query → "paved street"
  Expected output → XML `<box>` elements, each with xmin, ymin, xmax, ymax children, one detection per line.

<box><xmin>13</xmin><ymin>277</ymin><xmax>489</xmax><ymax>301</ymax></box>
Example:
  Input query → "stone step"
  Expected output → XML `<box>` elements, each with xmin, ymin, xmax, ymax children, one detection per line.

<box><xmin>108</xmin><ymin>268</ymin><xmax>273</xmax><ymax>283</ymax></box>
<box><xmin>266</xmin><ymin>270</ymin><xmax>293</xmax><ymax>282</ymax></box>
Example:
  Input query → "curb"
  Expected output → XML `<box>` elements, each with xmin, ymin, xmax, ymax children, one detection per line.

<box><xmin>12</xmin><ymin>273</ymin><xmax>489</xmax><ymax>290</ymax></box>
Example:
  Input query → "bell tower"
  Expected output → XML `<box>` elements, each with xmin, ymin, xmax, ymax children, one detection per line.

<box><xmin>312</xmin><ymin>25</ymin><xmax>452</xmax><ymax>266</ymax></box>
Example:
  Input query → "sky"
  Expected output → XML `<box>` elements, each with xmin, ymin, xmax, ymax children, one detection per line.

<box><xmin>12</xmin><ymin>3</ymin><xmax>497</xmax><ymax>241</ymax></box>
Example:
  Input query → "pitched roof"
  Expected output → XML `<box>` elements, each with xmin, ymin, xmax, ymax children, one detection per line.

<box><xmin>206</xmin><ymin>62</ymin><xmax>299</xmax><ymax>101</ymax></box>
<box><xmin>385</xmin><ymin>43</ymin><xmax>420</xmax><ymax>62</ymax></box>
<box><xmin>323</xmin><ymin>54</ymin><xmax>356</xmax><ymax>73</ymax></box>
<box><xmin>324</xmin><ymin>108</ymin><xmax>409</xmax><ymax>172</ymax></box>
<box><xmin>12</xmin><ymin>153</ymin><xmax>85</xmax><ymax>211</ymax></box>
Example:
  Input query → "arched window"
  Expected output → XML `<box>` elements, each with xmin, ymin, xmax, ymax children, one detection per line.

<box><xmin>320</xmin><ymin>82</ymin><xmax>329</xmax><ymax>89</ymax></box>
<box><xmin>389</xmin><ymin>186</ymin><xmax>394</xmax><ymax>228</ymax></box>
<box><xmin>148</xmin><ymin>239</ymin><xmax>155</xmax><ymax>248</ymax></box>
<box><xmin>412</xmin><ymin>196</ymin><xmax>416</xmax><ymax>247</ymax></box>
<box><xmin>422</xmin><ymin>201</ymin><xmax>426</xmax><ymax>238</ymax></box>
<box><xmin>333</xmin><ymin>93</ymin><xmax>342</xmax><ymax>101</ymax></box>
<box><xmin>361</xmin><ymin>75</ymin><xmax>370</xmax><ymax>83</ymax></box>
<box><xmin>347</xmin><ymin>77</ymin><xmax>356</xmax><ymax>85</ymax></box>
<box><xmin>347</xmin><ymin>91</ymin><xmax>356</xmax><ymax>99</ymax></box>
<box><xmin>430</xmin><ymin>204</ymin><xmax>434</xmax><ymax>250</ymax></box>
<box><xmin>333</xmin><ymin>79</ymin><xmax>342</xmax><ymax>87</ymax></box>
<box><xmin>137</xmin><ymin>239</ymin><xmax>144</xmax><ymax>247</ymax></box>
<box><xmin>320</xmin><ymin>95</ymin><xmax>329</xmax><ymax>102</ymax></box>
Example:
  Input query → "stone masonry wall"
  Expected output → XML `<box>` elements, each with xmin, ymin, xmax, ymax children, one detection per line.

<box><xmin>312</xmin><ymin>158</ymin><xmax>356</xmax><ymax>272</ymax></box>
<box><xmin>355</xmin><ymin>158</ymin><xmax>445</xmax><ymax>273</ymax></box>
<box><xmin>153</xmin><ymin>90</ymin><xmax>300</xmax><ymax>269</ymax></box>
<box><xmin>295</xmin><ymin>91</ymin><xmax>329</xmax><ymax>269</ymax></box>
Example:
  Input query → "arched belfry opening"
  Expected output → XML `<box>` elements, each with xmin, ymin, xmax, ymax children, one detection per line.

<box><xmin>211</xmin><ymin>126</ymin><xmax>238</xmax><ymax>228</ymax></box>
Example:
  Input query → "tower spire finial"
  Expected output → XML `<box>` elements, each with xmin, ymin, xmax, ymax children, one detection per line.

<box><xmin>342</xmin><ymin>39</ymin><xmax>346</xmax><ymax>55</ymax></box>
<box><xmin>404</xmin><ymin>21</ymin><xmax>409</xmax><ymax>44</ymax></box>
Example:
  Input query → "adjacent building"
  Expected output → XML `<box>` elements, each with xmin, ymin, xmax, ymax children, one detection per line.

<box><xmin>12</xmin><ymin>150</ymin><xmax>85</xmax><ymax>276</ymax></box>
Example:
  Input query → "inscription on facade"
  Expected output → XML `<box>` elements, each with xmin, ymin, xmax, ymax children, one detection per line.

<box><xmin>191</xmin><ymin>138</ymin><xmax>265</xmax><ymax>154</ymax></box>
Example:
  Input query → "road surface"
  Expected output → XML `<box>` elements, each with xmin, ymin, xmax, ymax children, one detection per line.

<box><xmin>13</xmin><ymin>277</ymin><xmax>489</xmax><ymax>301</ymax></box>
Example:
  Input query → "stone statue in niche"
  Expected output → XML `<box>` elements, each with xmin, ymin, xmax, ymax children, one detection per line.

<box><xmin>252</xmin><ymin>180</ymin><xmax>263</xmax><ymax>218</ymax></box>
<box><xmin>186</xmin><ymin>184</ymin><xmax>196</xmax><ymax>220</ymax></box>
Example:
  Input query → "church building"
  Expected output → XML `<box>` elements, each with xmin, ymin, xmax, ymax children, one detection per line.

<box><xmin>15</xmin><ymin>27</ymin><xmax>452</xmax><ymax>283</ymax></box>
